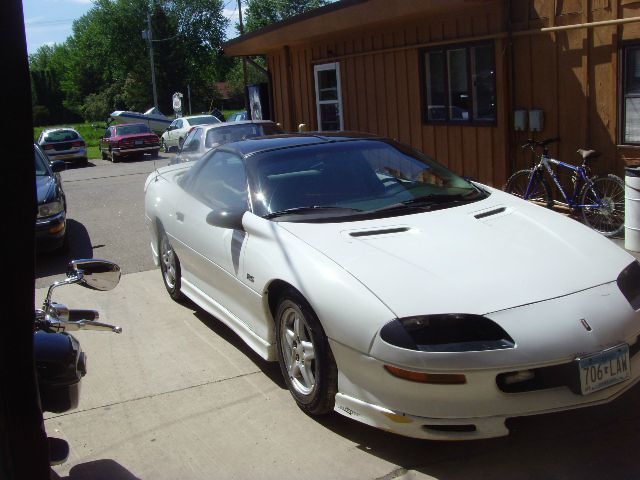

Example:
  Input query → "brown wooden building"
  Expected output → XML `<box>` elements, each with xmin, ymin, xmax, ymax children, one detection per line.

<box><xmin>225</xmin><ymin>0</ymin><xmax>640</xmax><ymax>187</ymax></box>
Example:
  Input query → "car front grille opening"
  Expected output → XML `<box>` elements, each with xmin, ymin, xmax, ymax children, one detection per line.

<box><xmin>422</xmin><ymin>424</ymin><xmax>477</xmax><ymax>433</ymax></box>
<box><xmin>497</xmin><ymin>335</ymin><xmax>640</xmax><ymax>394</ymax></box>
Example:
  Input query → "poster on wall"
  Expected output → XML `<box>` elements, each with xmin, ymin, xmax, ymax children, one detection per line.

<box><xmin>248</xmin><ymin>85</ymin><xmax>263</xmax><ymax>120</ymax></box>
<box><xmin>246</xmin><ymin>83</ymin><xmax>271</xmax><ymax>121</ymax></box>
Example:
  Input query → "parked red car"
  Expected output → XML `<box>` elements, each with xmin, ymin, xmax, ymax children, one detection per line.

<box><xmin>99</xmin><ymin>123</ymin><xmax>160</xmax><ymax>162</ymax></box>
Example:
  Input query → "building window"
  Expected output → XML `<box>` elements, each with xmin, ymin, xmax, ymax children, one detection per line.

<box><xmin>622</xmin><ymin>44</ymin><xmax>640</xmax><ymax>144</ymax></box>
<box><xmin>423</xmin><ymin>43</ymin><xmax>496</xmax><ymax>124</ymax></box>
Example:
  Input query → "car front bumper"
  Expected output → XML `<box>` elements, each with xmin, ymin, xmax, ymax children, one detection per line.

<box><xmin>329</xmin><ymin>282</ymin><xmax>640</xmax><ymax>440</ymax></box>
<box><xmin>35</xmin><ymin>211</ymin><xmax>66</xmax><ymax>251</ymax></box>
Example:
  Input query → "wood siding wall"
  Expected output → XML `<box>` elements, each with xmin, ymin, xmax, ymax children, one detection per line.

<box><xmin>265</xmin><ymin>0</ymin><xmax>640</xmax><ymax>187</ymax></box>
<box><xmin>511</xmin><ymin>0</ymin><xmax>640</xmax><ymax>177</ymax></box>
<box><xmin>267</xmin><ymin>5</ymin><xmax>509</xmax><ymax>187</ymax></box>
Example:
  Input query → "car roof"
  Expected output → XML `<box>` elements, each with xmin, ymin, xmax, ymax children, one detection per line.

<box><xmin>199</xmin><ymin>120</ymin><xmax>277</xmax><ymax>131</ymax></box>
<box><xmin>114</xmin><ymin>123</ymin><xmax>147</xmax><ymax>127</ymax></box>
<box><xmin>42</xmin><ymin>127</ymin><xmax>80</xmax><ymax>134</ymax></box>
<box><xmin>221</xmin><ymin>132</ymin><xmax>379</xmax><ymax>157</ymax></box>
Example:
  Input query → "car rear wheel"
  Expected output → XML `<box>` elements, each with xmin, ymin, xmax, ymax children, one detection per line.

<box><xmin>159</xmin><ymin>228</ymin><xmax>182</xmax><ymax>301</ymax></box>
<box><xmin>275</xmin><ymin>291</ymin><xmax>337</xmax><ymax>416</ymax></box>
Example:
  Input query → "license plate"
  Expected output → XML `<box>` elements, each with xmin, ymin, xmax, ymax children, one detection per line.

<box><xmin>577</xmin><ymin>344</ymin><xmax>630</xmax><ymax>395</ymax></box>
<box><xmin>135</xmin><ymin>140</ymin><xmax>143</xmax><ymax>145</ymax></box>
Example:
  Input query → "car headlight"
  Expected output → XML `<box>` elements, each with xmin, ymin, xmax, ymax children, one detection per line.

<box><xmin>617</xmin><ymin>261</ymin><xmax>640</xmax><ymax>310</ymax></box>
<box><xmin>380</xmin><ymin>314</ymin><xmax>515</xmax><ymax>352</ymax></box>
<box><xmin>38</xmin><ymin>200</ymin><xmax>64</xmax><ymax>218</ymax></box>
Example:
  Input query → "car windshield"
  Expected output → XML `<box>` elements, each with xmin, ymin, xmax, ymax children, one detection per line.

<box><xmin>116</xmin><ymin>124</ymin><xmax>151</xmax><ymax>135</ymax></box>
<box><xmin>205</xmin><ymin>124</ymin><xmax>282</xmax><ymax>149</ymax></box>
<box><xmin>43</xmin><ymin>130</ymin><xmax>79</xmax><ymax>142</ymax></box>
<box><xmin>188</xmin><ymin>116</ymin><xmax>221</xmax><ymax>126</ymax></box>
<box><xmin>34</xmin><ymin>146</ymin><xmax>50</xmax><ymax>176</ymax></box>
<box><xmin>248</xmin><ymin>139</ymin><xmax>487</xmax><ymax>221</ymax></box>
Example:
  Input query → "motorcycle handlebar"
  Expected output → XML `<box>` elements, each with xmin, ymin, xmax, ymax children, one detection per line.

<box><xmin>68</xmin><ymin>309</ymin><xmax>99</xmax><ymax>321</ymax></box>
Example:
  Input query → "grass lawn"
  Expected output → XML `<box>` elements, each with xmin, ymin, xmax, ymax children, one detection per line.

<box><xmin>34</xmin><ymin>110</ymin><xmax>245</xmax><ymax>160</ymax></box>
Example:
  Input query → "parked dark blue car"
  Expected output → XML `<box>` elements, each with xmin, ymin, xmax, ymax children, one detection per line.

<box><xmin>35</xmin><ymin>143</ymin><xmax>67</xmax><ymax>252</ymax></box>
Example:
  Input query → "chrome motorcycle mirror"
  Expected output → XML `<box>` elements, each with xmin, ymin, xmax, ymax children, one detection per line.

<box><xmin>67</xmin><ymin>259</ymin><xmax>121</xmax><ymax>291</ymax></box>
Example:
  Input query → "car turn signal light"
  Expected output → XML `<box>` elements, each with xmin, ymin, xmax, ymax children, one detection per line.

<box><xmin>384</xmin><ymin>365</ymin><xmax>467</xmax><ymax>384</ymax></box>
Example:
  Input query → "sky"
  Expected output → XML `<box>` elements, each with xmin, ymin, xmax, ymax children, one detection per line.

<box><xmin>22</xmin><ymin>0</ymin><xmax>243</xmax><ymax>54</ymax></box>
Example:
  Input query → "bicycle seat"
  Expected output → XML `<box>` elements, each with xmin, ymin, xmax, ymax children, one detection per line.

<box><xmin>577</xmin><ymin>149</ymin><xmax>601</xmax><ymax>161</ymax></box>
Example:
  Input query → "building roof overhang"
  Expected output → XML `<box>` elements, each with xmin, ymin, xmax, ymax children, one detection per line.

<box><xmin>224</xmin><ymin>0</ymin><xmax>499</xmax><ymax>56</ymax></box>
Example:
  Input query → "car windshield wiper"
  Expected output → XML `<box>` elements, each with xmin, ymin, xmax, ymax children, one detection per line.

<box><xmin>374</xmin><ymin>191</ymin><xmax>482</xmax><ymax>213</ymax></box>
<box><xmin>264</xmin><ymin>205</ymin><xmax>364</xmax><ymax>219</ymax></box>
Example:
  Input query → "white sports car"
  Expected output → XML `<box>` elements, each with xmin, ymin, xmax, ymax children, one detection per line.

<box><xmin>144</xmin><ymin>133</ymin><xmax>640</xmax><ymax>440</ymax></box>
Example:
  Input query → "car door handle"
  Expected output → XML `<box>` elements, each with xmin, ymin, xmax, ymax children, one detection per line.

<box><xmin>176</xmin><ymin>212</ymin><xmax>184</xmax><ymax>222</ymax></box>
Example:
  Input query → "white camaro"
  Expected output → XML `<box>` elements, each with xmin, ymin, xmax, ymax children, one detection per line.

<box><xmin>144</xmin><ymin>134</ymin><xmax>640</xmax><ymax>440</ymax></box>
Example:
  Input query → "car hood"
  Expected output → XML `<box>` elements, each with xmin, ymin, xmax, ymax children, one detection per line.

<box><xmin>35</xmin><ymin>175</ymin><xmax>58</xmax><ymax>205</ymax></box>
<box><xmin>278</xmin><ymin>188</ymin><xmax>633</xmax><ymax>318</ymax></box>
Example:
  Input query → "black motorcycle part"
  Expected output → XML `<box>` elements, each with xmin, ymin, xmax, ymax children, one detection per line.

<box><xmin>34</xmin><ymin>331</ymin><xmax>85</xmax><ymax>413</ymax></box>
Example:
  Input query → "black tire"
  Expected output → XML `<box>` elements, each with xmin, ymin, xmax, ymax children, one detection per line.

<box><xmin>580</xmin><ymin>174</ymin><xmax>625</xmax><ymax>237</ymax></box>
<box><xmin>150</xmin><ymin>149</ymin><xmax>159</xmax><ymax>159</ymax></box>
<box><xmin>505</xmin><ymin>169</ymin><xmax>553</xmax><ymax>208</ymax></box>
<box><xmin>110</xmin><ymin>149</ymin><xmax>118</xmax><ymax>163</ymax></box>
<box><xmin>275</xmin><ymin>290</ymin><xmax>338</xmax><ymax>416</ymax></box>
<box><xmin>158</xmin><ymin>227</ymin><xmax>183</xmax><ymax>301</ymax></box>
<box><xmin>161</xmin><ymin>138</ymin><xmax>168</xmax><ymax>153</ymax></box>
<box><xmin>101</xmin><ymin>148</ymin><xmax>108</xmax><ymax>160</ymax></box>
<box><xmin>178</xmin><ymin>137</ymin><xmax>184</xmax><ymax>150</ymax></box>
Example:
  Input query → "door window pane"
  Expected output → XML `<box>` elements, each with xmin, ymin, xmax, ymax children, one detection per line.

<box><xmin>317</xmin><ymin>70</ymin><xmax>338</xmax><ymax>101</ymax></box>
<box><xmin>320</xmin><ymin>104</ymin><xmax>340</xmax><ymax>130</ymax></box>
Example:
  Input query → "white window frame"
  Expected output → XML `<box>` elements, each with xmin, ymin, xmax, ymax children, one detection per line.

<box><xmin>314</xmin><ymin>62</ymin><xmax>344</xmax><ymax>131</ymax></box>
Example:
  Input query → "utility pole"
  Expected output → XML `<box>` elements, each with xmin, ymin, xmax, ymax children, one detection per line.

<box><xmin>146</xmin><ymin>11</ymin><xmax>159</xmax><ymax>109</ymax></box>
<box><xmin>237</xmin><ymin>0</ymin><xmax>249</xmax><ymax>115</ymax></box>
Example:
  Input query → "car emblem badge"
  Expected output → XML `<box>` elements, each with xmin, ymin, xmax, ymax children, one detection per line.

<box><xmin>580</xmin><ymin>318</ymin><xmax>593</xmax><ymax>332</ymax></box>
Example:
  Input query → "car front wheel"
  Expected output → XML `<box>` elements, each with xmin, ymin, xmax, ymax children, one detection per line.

<box><xmin>159</xmin><ymin>228</ymin><xmax>182</xmax><ymax>301</ymax></box>
<box><xmin>275</xmin><ymin>291</ymin><xmax>337</xmax><ymax>416</ymax></box>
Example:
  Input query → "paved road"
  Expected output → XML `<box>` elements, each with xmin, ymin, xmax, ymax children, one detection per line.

<box><xmin>35</xmin><ymin>153</ymin><xmax>173</xmax><ymax>288</ymax></box>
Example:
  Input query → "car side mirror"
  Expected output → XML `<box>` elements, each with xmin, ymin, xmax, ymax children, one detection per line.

<box><xmin>206</xmin><ymin>209</ymin><xmax>245</xmax><ymax>230</ymax></box>
<box><xmin>50</xmin><ymin>160</ymin><xmax>66</xmax><ymax>173</ymax></box>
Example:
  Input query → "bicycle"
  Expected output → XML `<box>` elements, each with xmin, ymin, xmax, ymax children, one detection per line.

<box><xmin>504</xmin><ymin>137</ymin><xmax>625</xmax><ymax>237</ymax></box>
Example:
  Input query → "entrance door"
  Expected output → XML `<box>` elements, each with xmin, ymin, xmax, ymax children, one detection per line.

<box><xmin>314</xmin><ymin>62</ymin><xmax>344</xmax><ymax>131</ymax></box>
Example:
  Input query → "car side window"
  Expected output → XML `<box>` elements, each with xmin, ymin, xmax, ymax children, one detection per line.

<box><xmin>169</xmin><ymin>120</ymin><xmax>177</xmax><ymax>129</ymax></box>
<box><xmin>189</xmin><ymin>151</ymin><xmax>248</xmax><ymax>211</ymax></box>
<box><xmin>104</xmin><ymin>128</ymin><xmax>111</xmax><ymax>138</ymax></box>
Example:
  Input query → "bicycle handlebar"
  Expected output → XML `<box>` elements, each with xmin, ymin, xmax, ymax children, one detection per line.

<box><xmin>521</xmin><ymin>137</ymin><xmax>560</xmax><ymax>149</ymax></box>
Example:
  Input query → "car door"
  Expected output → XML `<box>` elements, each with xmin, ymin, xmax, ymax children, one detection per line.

<box><xmin>167</xmin><ymin>120</ymin><xmax>178</xmax><ymax>147</ymax></box>
<box><xmin>170</xmin><ymin>150</ymin><xmax>261</xmax><ymax>334</ymax></box>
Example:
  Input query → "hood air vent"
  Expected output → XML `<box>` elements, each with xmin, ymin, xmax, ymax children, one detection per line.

<box><xmin>349</xmin><ymin>227</ymin><xmax>409</xmax><ymax>238</ymax></box>
<box><xmin>474</xmin><ymin>207</ymin><xmax>506</xmax><ymax>220</ymax></box>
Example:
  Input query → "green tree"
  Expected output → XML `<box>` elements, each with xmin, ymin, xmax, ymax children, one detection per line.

<box><xmin>242</xmin><ymin>0</ymin><xmax>329</xmax><ymax>33</ymax></box>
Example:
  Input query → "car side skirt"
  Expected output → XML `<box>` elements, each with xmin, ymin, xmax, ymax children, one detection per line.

<box><xmin>180</xmin><ymin>276</ymin><xmax>276</xmax><ymax>361</ymax></box>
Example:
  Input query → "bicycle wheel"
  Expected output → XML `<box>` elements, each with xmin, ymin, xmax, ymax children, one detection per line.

<box><xmin>505</xmin><ymin>169</ymin><xmax>553</xmax><ymax>208</ymax></box>
<box><xmin>580</xmin><ymin>174</ymin><xmax>625</xmax><ymax>237</ymax></box>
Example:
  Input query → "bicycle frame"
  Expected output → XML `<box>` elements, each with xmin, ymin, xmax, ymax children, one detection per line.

<box><xmin>524</xmin><ymin>154</ymin><xmax>604</xmax><ymax>210</ymax></box>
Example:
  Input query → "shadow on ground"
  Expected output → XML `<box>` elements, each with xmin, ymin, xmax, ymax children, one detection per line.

<box><xmin>309</xmin><ymin>381</ymin><xmax>640</xmax><ymax>479</ymax></box>
<box><xmin>186</xmin><ymin>301</ymin><xmax>287</xmax><ymax>390</ymax></box>
<box><xmin>36</xmin><ymin>219</ymin><xmax>95</xmax><ymax>279</ymax></box>
<box><xmin>51</xmin><ymin>459</ymin><xmax>140</xmax><ymax>480</ymax></box>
